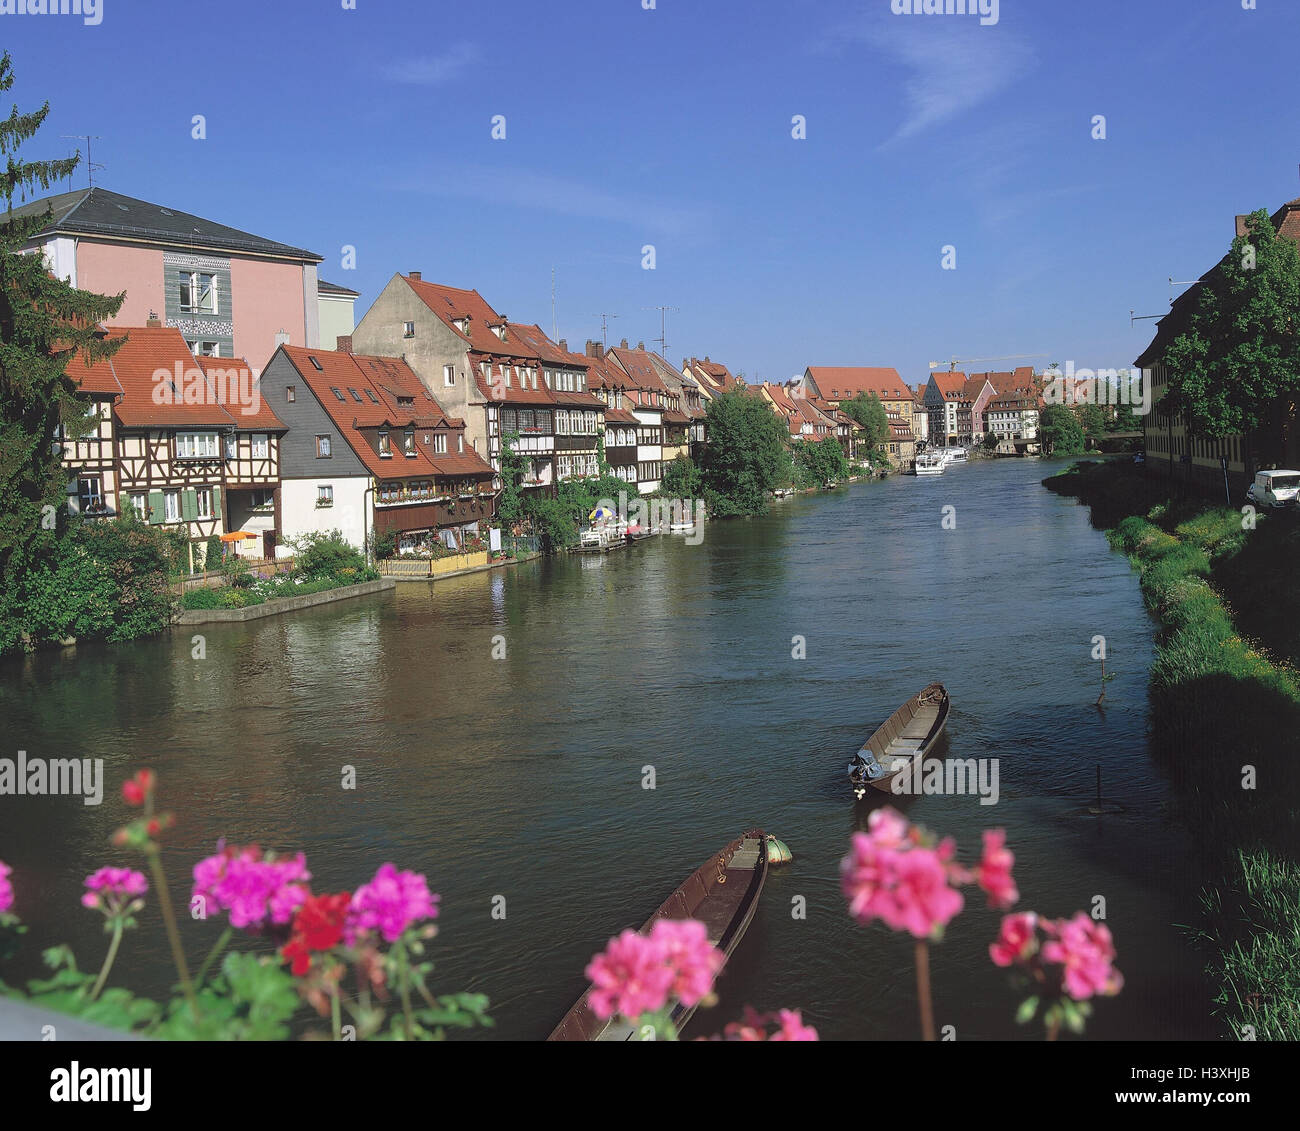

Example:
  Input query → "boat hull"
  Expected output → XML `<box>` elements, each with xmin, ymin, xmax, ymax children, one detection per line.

<box><xmin>848</xmin><ymin>683</ymin><xmax>950</xmax><ymax>799</ymax></box>
<box><xmin>548</xmin><ymin>830</ymin><xmax>768</xmax><ymax>1041</ymax></box>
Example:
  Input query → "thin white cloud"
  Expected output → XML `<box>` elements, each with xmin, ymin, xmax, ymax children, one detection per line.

<box><xmin>396</xmin><ymin>164</ymin><xmax>710</xmax><ymax>238</ymax></box>
<box><xmin>383</xmin><ymin>44</ymin><xmax>479</xmax><ymax>85</ymax></box>
<box><xmin>818</xmin><ymin>19</ymin><xmax>1035</xmax><ymax>145</ymax></box>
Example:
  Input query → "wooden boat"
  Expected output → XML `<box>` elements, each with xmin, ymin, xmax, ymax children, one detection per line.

<box><xmin>548</xmin><ymin>830</ymin><xmax>769</xmax><ymax>1041</ymax></box>
<box><xmin>848</xmin><ymin>683</ymin><xmax>950</xmax><ymax>799</ymax></box>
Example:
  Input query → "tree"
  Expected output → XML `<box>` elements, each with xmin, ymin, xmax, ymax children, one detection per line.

<box><xmin>982</xmin><ymin>432</ymin><xmax>1000</xmax><ymax>451</ymax></box>
<box><xmin>1075</xmin><ymin>403</ymin><xmax>1107</xmax><ymax>442</ymax></box>
<box><xmin>660</xmin><ymin>453</ymin><xmax>701</xmax><ymax>499</ymax></box>
<box><xmin>496</xmin><ymin>432</ymin><xmax>527</xmax><ymax>529</ymax></box>
<box><xmin>839</xmin><ymin>392</ymin><xmax>890</xmax><ymax>449</ymax></box>
<box><xmin>1163</xmin><ymin>208</ymin><xmax>1300</xmax><ymax>465</ymax></box>
<box><xmin>0</xmin><ymin>52</ymin><xmax>126</xmax><ymax>654</ymax></box>
<box><xmin>1039</xmin><ymin>404</ymin><xmax>1086</xmax><ymax>456</ymax></box>
<box><xmin>792</xmin><ymin>438</ymin><xmax>849</xmax><ymax>487</ymax></box>
<box><xmin>699</xmin><ymin>390</ymin><xmax>790</xmax><ymax>516</ymax></box>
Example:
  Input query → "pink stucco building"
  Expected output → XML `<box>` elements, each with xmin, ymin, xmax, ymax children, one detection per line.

<box><xmin>17</xmin><ymin>187</ymin><xmax>325</xmax><ymax>371</ymax></box>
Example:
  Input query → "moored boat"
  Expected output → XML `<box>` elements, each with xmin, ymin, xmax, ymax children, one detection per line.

<box><xmin>914</xmin><ymin>452</ymin><xmax>945</xmax><ymax>476</ymax></box>
<box><xmin>548</xmin><ymin>830</ymin><xmax>769</xmax><ymax>1041</ymax></box>
<box><xmin>847</xmin><ymin>683</ymin><xmax>950</xmax><ymax>800</ymax></box>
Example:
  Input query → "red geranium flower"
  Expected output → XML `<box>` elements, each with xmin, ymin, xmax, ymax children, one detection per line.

<box><xmin>281</xmin><ymin>891</ymin><xmax>352</xmax><ymax>976</ymax></box>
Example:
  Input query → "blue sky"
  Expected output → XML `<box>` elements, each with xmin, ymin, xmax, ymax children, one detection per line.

<box><xmin>5</xmin><ymin>0</ymin><xmax>1300</xmax><ymax>385</ymax></box>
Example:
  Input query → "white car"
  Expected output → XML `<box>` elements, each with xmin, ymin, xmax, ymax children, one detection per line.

<box><xmin>1245</xmin><ymin>470</ymin><xmax>1300</xmax><ymax>509</ymax></box>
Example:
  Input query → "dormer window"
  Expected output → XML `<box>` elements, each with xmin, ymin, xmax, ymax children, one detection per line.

<box><xmin>378</xmin><ymin>431</ymin><xmax>391</xmax><ymax>457</ymax></box>
<box><xmin>455</xmin><ymin>318</ymin><xmax>469</xmax><ymax>335</ymax></box>
<box><xmin>404</xmin><ymin>429</ymin><xmax>416</xmax><ymax>456</ymax></box>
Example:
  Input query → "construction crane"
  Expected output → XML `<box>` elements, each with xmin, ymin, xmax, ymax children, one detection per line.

<box><xmin>929</xmin><ymin>353</ymin><xmax>1049</xmax><ymax>373</ymax></box>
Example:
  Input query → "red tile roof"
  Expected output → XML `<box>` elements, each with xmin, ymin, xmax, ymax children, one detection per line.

<box><xmin>806</xmin><ymin>366</ymin><xmax>912</xmax><ymax>401</ymax></box>
<box><xmin>608</xmin><ymin>347</ymin><xmax>671</xmax><ymax>395</ymax></box>
<box><xmin>68</xmin><ymin>326</ymin><xmax>246</xmax><ymax>428</ymax></box>
<box><xmin>194</xmin><ymin>355</ymin><xmax>285</xmax><ymax>430</ymax></box>
<box><xmin>929</xmin><ymin>371</ymin><xmax>969</xmax><ymax>400</ymax></box>
<box><xmin>278</xmin><ymin>345</ymin><xmax>493</xmax><ymax>481</ymax></box>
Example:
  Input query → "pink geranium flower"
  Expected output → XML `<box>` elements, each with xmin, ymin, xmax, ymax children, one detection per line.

<box><xmin>650</xmin><ymin>919</ymin><xmax>723</xmax><ymax>1008</ymax></box>
<box><xmin>81</xmin><ymin>866</ymin><xmax>148</xmax><ymax>914</ymax></box>
<box><xmin>345</xmin><ymin>862</ymin><xmax>438</xmax><ymax>944</ymax></box>
<box><xmin>585</xmin><ymin>917</ymin><xmax>725</xmax><ymax>1022</ymax></box>
<box><xmin>713</xmin><ymin>1006</ymin><xmax>819</xmax><ymax>1041</ymax></box>
<box><xmin>841</xmin><ymin>809</ymin><xmax>964</xmax><ymax>939</ymax></box>
<box><xmin>586</xmin><ymin>929</ymin><xmax>676</xmax><ymax>1021</ymax></box>
<box><xmin>976</xmin><ymin>830</ymin><xmax>1019</xmax><ymax>910</ymax></box>
<box><xmin>1041</xmin><ymin>913</ymin><xmax>1124</xmax><ymax>1000</ymax></box>
<box><xmin>989</xmin><ymin>911</ymin><xmax>1039</xmax><ymax>967</ymax></box>
<box><xmin>769</xmin><ymin>1009</ymin><xmax>819</xmax><ymax>1041</ymax></box>
<box><xmin>192</xmin><ymin>841</ymin><xmax>311</xmax><ymax>931</ymax></box>
<box><xmin>0</xmin><ymin>860</ymin><xmax>14</xmax><ymax>914</ymax></box>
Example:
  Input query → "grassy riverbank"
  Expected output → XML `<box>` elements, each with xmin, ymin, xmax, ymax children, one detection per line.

<box><xmin>1045</xmin><ymin>460</ymin><xmax>1300</xmax><ymax>1040</ymax></box>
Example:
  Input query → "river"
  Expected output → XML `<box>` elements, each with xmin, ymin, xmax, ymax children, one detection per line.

<box><xmin>0</xmin><ymin>457</ymin><xmax>1216</xmax><ymax>1040</ymax></box>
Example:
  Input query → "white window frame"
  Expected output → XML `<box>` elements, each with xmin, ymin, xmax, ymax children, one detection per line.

<box><xmin>176</xmin><ymin>431</ymin><xmax>220</xmax><ymax>459</ymax></box>
<box><xmin>317</xmin><ymin>485</ymin><xmax>334</xmax><ymax>507</ymax></box>
<box><xmin>251</xmin><ymin>433</ymin><xmax>269</xmax><ymax>459</ymax></box>
<box><xmin>164</xmin><ymin>489</ymin><xmax>181</xmax><ymax>523</ymax></box>
<box><xmin>195</xmin><ymin>487</ymin><xmax>214</xmax><ymax>520</ymax></box>
<box><xmin>444</xmin><ymin>365</ymin><xmax>455</xmax><ymax>387</ymax></box>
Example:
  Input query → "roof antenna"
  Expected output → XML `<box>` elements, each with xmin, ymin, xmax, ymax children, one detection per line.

<box><xmin>60</xmin><ymin>135</ymin><xmax>103</xmax><ymax>188</ymax></box>
<box><xmin>642</xmin><ymin>304</ymin><xmax>679</xmax><ymax>360</ymax></box>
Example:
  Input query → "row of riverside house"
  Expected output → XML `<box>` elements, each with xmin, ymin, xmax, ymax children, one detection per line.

<box><xmin>26</xmin><ymin>189</ymin><xmax>734</xmax><ymax>562</ymax></box>
<box><xmin>30</xmin><ymin>187</ymin><xmax>1044</xmax><ymax>566</ymax></box>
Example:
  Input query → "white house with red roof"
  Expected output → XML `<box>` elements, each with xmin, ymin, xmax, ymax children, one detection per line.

<box><xmin>258</xmin><ymin>343</ymin><xmax>496</xmax><ymax>555</ymax></box>
<box><xmin>605</xmin><ymin>342</ymin><xmax>670</xmax><ymax>492</ymax></box>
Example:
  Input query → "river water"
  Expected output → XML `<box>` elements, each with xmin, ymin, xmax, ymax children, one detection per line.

<box><xmin>0</xmin><ymin>457</ymin><xmax>1216</xmax><ymax>1040</ymax></box>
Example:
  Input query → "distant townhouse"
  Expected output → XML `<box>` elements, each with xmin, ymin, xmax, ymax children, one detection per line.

<box><xmin>910</xmin><ymin>386</ymin><xmax>930</xmax><ymax>445</ymax></box>
<box><xmin>18</xmin><ymin>187</ymin><xmax>324</xmax><ymax>366</ymax></box>
<box><xmin>884</xmin><ymin>412</ymin><xmax>917</xmax><ymax>469</ymax></box>
<box><xmin>684</xmin><ymin>356</ymin><xmax>746</xmax><ymax>402</ymax></box>
<box><xmin>923</xmin><ymin>371</ymin><xmax>994</xmax><ymax>446</ymax></box>
<box><xmin>798</xmin><ymin>367</ymin><xmax>918</xmax><ymax>439</ymax></box>
<box><xmin>509</xmin><ymin>326</ymin><xmax>606</xmax><ymax>482</ymax></box>
<box><xmin>678</xmin><ymin>369</ymin><xmax>708</xmax><ymax>457</ymax></box>
<box><xmin>984</xmin><ymin>390</ymin><xmax>1040</xmax><ymax>443</ymax></box>
<box><xmin>585</xmin><ymin>345</ymin><xmax>641</xmax><ymax>488</ymax></box>
<box><xmin>351</xmin><ymin>274</ymin><xmax>499</xmax><ymax>460</ymax></box>
<box><xmin>606</xmin><ymin>342</ymin><xmax>669</xmax><ymax>492</ymax></box>
<box><xmin>63</xmin><ymin>324</ymin><xmax>286</xmax><ymax>564</ymax></box>
<box><xmin>317</xmin><ymin>279</ymin><xmax>360</xmax><ymax>354</ymax></box>
<box><xmin>1137</xmin><ymin>198</ymin><xmax>1300</xmax><ymax>493</ymax></box>
<box><xmin>649</xmin><ymin>353</ymin><xmax>694</xmax><ymax>468</ymax></box>
<box><xmin>258</xmin><ymin>343</ymin><xmax>496</xmax><ymax>555</ymax></box>
<box><xmin>759</xmin><ymin>382</ymin><xmax>836</xmax><ymax>443</ymax></box>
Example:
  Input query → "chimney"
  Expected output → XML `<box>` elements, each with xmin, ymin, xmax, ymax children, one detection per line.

<box><xmin>704</xmin><ymin>355</ymin><xmax>710</xmax><ymax>363</ymax></box>
<box><xmin>558</xmin><ymin>338</ymin><xmax>568</xmax><ymax>353</ymax></box>
<box><xmin>637</xmin><ymin>341</ymin><xmax>645</xmax><ymax>351</ymax></box>
<box><xmin>620</xmin><ymin>338</ymin><xmax>629</xmax><ymax>349</ymax></box>
<box><xmin>586</xmin><ymin>340</ymin><xmax>603</xmax><ymax>359</ymax></box>
<box><xmin>409</xmin><ymin>271</ymin><xmax>422</xmax><ymax>281</ymax></box>
<box><xmin>336</xmin><ymin>335</ymin><xmax>353</xmax><ymax>354</ymax></box>
<box><xmin>146</xmin><ymin>311</ymin><xmax>161</xmax><ymax>328</ymax></box>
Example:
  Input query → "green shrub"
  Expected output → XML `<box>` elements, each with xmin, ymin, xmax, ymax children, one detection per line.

<box><xmin>181</xmin><ymin>587</ymin><xmax>224</xmax><ymax>610</ymax></box>
<box><xmin>290</xmin><ymin>529</ymin><xmax>367</xmax><ymax>579</ymax></box>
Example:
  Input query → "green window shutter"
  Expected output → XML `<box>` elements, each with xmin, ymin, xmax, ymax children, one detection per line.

<box><xmin>211</xmin><ymin>486</ymin><xmax>222</xmax><ymax>527</ymax></box>
<box><xmin>148</xmin><ymin>491</ymin><xmax>164</xmax><ymax>524</ymax></box>
<box><xmin>182</xmin><ymin>489</ymin><xmax>197</xmax><ymax>522</ymax></box>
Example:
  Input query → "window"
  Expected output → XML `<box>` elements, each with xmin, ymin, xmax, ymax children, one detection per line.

<box><xmin>433</xmin><ymin>433</ymin><xmax>448</xmax><ymax>454</ymax></box>
<box><xmin>317</xmin><ymin>485</ymin><xmax>334</xmax><ymax>507</ymax></box>
<box><xmin>176</xmin><ymin>432</ymin><xmax>219</xmax><ymax>459</ymax></box>
<box><xmin>77</xmin><ymin>477</ymin><xmax>103</xmax><ymax>513</ymax></box>
<box><xmin>286</xmin><ymin>385</ymin><xmax>296</xmax><ymax>402</ymax></box>
<box><xmin>250</xmin><ymin>488</ymin><xmax>274</xmax><ymax>509</ymax></box>
<box><xmin>189</xmin><ymin>341</ymin><xmax>219</xmax><ymax>357</ymax></box>
<box><xmin>404</xmin><ymin>430</ymin><xmax>415</xmax><ymax>456</ymax></box>
<box><xmin>365</xmin><ymin>389</ymin><xmax>380</xmax><ymax>404</ymax></box>
<box><xmin>224</xmin><ymin>434</ymin><xmax>237</xmax><ymax>460</ymax></box>
<box><xmin>251</xmin><ymin>434</ymin><xmax>269</xmax><ymax>458</ymax></box>
<box><xmin>403</xmin><ymin>321</ymin><xmax>415</xmax><ymax>338</ymax></box>
<box><xmin>316</xmin><ymin>435</ymin><xmax>332</xmax><ymax>458</ymax></box>
<box><xmin>330</xmin><ymin>386</ymin><xmax>346</xmax><ymax>402</ymax></box>
<box><xmin>348</xmin><ymin>388</ymin><xmax>364</xmax><ymax>404</ymax></box>
<box><xmin>309</xmin><ymin>356</ymin><xmax>324</xmax><ymax>372</ymax></box>
<box><xmin>164</xmin><ymin>489</ymin><xmax>181</xmax><ymax>523</ymax></box>
<box><xmin>195</xmin><ymin>487</ymin><xmax>214</xmax><ymax>519</ymax></box>
<box><xmin>179</xmin><ymin>272</ymin><xmax>217</xmax><ymax>314</ymax></box>
<box><xmin>378</xmin><ymin>431</ymin><xmax>392</xmax><ymax>457</ymax></box>
<box><xmin>130</xmin><ymin>493</ymin><xmax>148</xmax><ymax>521</ymax></box>
<box><xmin>444</xmin><ymin>365</ymin><xmax>455</xmax><ymax>387</ymax></box>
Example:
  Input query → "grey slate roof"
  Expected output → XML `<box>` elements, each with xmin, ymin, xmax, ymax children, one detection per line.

<box><xmin>7</xmin><ymin>187</ymin><xmax>322</xmax><ymax>262</ymax></box>
<box><xmin>317</xmin><ymin>278</ymin><xmax>360</xmax><ymax>296</ymax></box>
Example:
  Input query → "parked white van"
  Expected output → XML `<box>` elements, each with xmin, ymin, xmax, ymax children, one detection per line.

<box><xmin>1245</xmin><ymin>469</ymin><xmax>1300</xmax><ymax>508</ymax></box>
